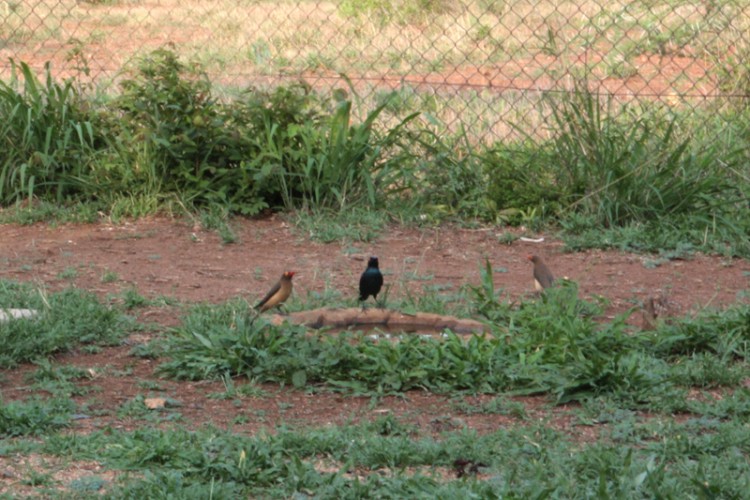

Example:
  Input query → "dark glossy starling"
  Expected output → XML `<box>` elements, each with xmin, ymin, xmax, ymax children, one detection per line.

<box><xmin>359</xmin><ymin>256</ymin><xmax>383</xmax><ymax>306</ymax></box>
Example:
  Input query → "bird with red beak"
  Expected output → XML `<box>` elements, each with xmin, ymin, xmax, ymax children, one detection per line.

<box><xmin>255</xmin><ymin>271</ymin><xmax>295</xmax><ymax>313</ymax></box>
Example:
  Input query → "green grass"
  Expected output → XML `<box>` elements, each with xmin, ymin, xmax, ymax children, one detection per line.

<box><xmin>56</xmin><ymin>266</ymin><xmax>79</xmax><ymax>280</ymax></box>
<box><xmin>0</xmin><ymin>61</ymin><xmax>102</xmax><ymax>205</ymax></box>
<box><xmin>156</xmin><ymin>265</ymin><xmax>750</xmax><ymax>409</ymax></box>
<box><xmin>0</xmin><ymin>413</ymin><xmax>746</xmax><ymax>497</ymax></box>
<box><xmin>25</xmin><ymin>359</ymin><xmax>96</xmax><ymax>398</ymax></box>
<box><xmin>197</xmin><ymin>206</ymin><xmax>238</xmax><ymax>244</ymax></box>
<box><xmin>0</xmin><ymin>200</ymin><xmax>102</xmax><ymax>225</ymax></box>
<box><xmin>451</xmin><ymin>395</ymin><xmax>529</xmax><ymax>419</ymax></box>
<box><xmin>291</xmin><ymin>208</ymin><xmax>389</xmax><ymax>243</ymax></box>
<box><xmin>2</xmin><ymin>4</ymin><xmax>750</xmax><ymax>496</ymax></box>
<box><xmin>2</xmin><ymin>48</ymin><xmax>750</xmax><ymax>258</ymax></box>
<box><xmin>0</xmin><ymin>397</ymin><xmax>74</xmax><ymax>437</ymax></box>
<box><xmin>100</xmin><ymin>270</ymin><xmax>119</xmax><ymax>283</ymax></box>
<box><xmin>0</xmin><ymin>280</ymin><xmax>132</xmax><ymax>368</ymax></box>
<box><xmin>486</xmin><ymin>87</ymin><xmax>750</xmax><ymax>256</ymax></box>
<box><xmin>1</xmin><ymin>270</ymin><xmax>749</xmax><ymax>497</ymax></box>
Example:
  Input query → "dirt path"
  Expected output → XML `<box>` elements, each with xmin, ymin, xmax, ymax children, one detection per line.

<box><xmin>1</xmin><ymin>216</ymin><xmax>746</xmax><ymax>315</ymax></box>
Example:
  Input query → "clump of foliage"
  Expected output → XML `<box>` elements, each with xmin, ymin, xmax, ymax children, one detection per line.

<box><xmin>483</xmin><ymin>141</ymin><xmax>561</xmax><ymax>222</ymax></box>
<box><xmin>399</xmin><ymin>127</ymin><xmax>496</xmax><ymax>221</ymax></box>
<box><xmin>159</xmin><ymin>264</ymin><xmax>750</xmax><ymax>407</ymax></box>
<box><xmin>0</xmin><ymin>280</ymin><xmax>130</xmax><ymax>368</ymax></box>
<box><xmin>2</xmin><ymin>52</ymin><xmax>750</xmax><ymax>256</ymax></box>
<box><xmin>0</xmin><ymin>50</ymin><xmax>422</xmax><ymax>217</ymax></box>
<box><xmin>0</xmin><ymin>397</ymin><xmax>74</xmax><ymax>437</ymax></box>
<box><xmin>242</xmin><ymin>84</ymin><xmax>419</xmax><ymax>212</ymax></box>
<box><xmin>112</xmin><ymin>50</ymin><xmax>418</xmax><ymax>215</ymax></box>
<box><xmin>0</xmin><ymin>61</ymin><xmax>103</xmax><ymax>204</ymax></box>
<box><xmin>113</xmin><ymin>49</ymin><xmax>264</xmax><ymax>214</ymax></box>
<box><xmin>545</xmin><ymin>86</ymin><xmax>743</xmax><ymax>229</ymax></box>
<box><xmin>483</xmin><ymin>85</ymin><xmax>750</xmax><ymax>254</ymax></box>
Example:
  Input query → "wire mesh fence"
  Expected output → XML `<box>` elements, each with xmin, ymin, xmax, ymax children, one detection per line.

<box><xmin>1</xmin><ymin>0</ymin><xmax>748</xmax><ymax>141</ymax></box>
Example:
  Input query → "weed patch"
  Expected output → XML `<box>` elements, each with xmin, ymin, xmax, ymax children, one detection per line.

<box><xmin>0</xmin><ymin>280</ymin><xmax>132</xmax><ymax>368</ymax></box>
<box><xmin>0</xmin><ymin>397</ymin><xmax>74</xmax><ymax>437</ymax></box>
<box><xmin>159</xmin><ymin>267</ymin><xmax>750</xmax><ymax>407</ymax></box>
<box><xmin>20</xmin><ymin>417</ymin><xmax>750</xmax><ymax>497</ymax></box>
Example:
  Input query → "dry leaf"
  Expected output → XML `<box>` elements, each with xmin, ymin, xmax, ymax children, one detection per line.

<box><xmin>144</xmin><ymin>398</ymin><xmax>167</xmax><ymax>409</ymax></box>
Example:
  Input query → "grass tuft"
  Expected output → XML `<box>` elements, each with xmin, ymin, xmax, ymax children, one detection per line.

<box><xmin>0</xmin><ymin>280</ymin><xmax>132</xmax><ymax>368</ymax></box>
<box><xmin>159</xmin><ymin>266</ymin><xmax>750</xmax><ymax>407</ymax></box>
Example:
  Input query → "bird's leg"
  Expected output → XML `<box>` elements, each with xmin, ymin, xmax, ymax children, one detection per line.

<box><xmin>248</xmin><ymin>309</ymin><xmax>261</xmax><ymax>326</ymax></box>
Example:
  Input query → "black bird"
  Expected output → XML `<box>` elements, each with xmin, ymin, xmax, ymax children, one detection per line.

<box><xmin>359</xmin><ymin>256</ymin><xmax>383</xmax><ymax>307</ymax></box>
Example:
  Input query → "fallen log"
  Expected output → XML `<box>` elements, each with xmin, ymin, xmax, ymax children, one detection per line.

<box><xmin>268</xmin><ymin>307</ymin><xmax>486</xmax><ymax>335</ymax></box>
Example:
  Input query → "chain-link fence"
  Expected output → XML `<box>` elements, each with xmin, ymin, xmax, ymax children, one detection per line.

<box><xmin>1</xmin><ymin>0</ymin><xmax>748</xmax><ymax>140</ymax></box>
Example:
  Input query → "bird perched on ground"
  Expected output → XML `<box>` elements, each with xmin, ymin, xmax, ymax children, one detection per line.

<box><xmin>255</xmin><ymin>271</ymin><xmax>295</xmax><ymax>313</ymax></box>
<box><xmin>359</xmin><ymin>256</ymin><xmax>384</xmax><ymax>307</ymax></box>
<box><xmin>527</xmin><ymin>255</ymin><xmax>555</xmax><ymax>291</ymax></box>
<box><xmin>641</xmin><ymin>296</ymin><xmax>658</xmax><ymax>331</ymax></box>
<box><xmin>641</xmin><ymin>293</ymin><xmax>675</xmax><ymax>331</ymax></box>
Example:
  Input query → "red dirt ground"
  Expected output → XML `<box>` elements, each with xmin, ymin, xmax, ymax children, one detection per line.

<box><xmin>1</xmin><ymin>216</ymin><xmax>748</xmax><ymax>440</ymax></box>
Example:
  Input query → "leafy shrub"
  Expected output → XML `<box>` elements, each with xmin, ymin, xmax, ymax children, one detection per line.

<box><xmin>485</xmin><ymin>141</ymin><xmax>561</xmax><ymax>222</ymax></box>
<box><xmin>114</xmin><ymin>51</ymin><xmax>417</xmax><ymax>215</ymax></box>
<box><xmin>244</xmin><ymin>85</ymin><xmax>418</xmax><ymax>211</ymax></box>
<box><xmin>546</xmin><ymin>86</ymin><xmax>743</xmax><ymax>228</ymax></box>
<box><xmin>0</xmin><ymin>61</ymin><xmax>101</xmax><ymax>204</ymax></box>
<box><xmin>115</xmin><ymin>49</ymin><xmax>267</xmax><ymax>214</ymax></box>
<box><xmin>398</xmin><ymin>128</ymin><xmax>496</xmax><ymax>221</ymax></box>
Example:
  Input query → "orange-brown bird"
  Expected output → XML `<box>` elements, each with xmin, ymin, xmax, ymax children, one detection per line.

<box><xmin>527</xmin><ymin>255</ymin><xmax>555</xmax><ymax>291</ymax></box>
<box><xmin>255</xmin><ymin>271</ymin><xmax>295</xmax><ymax>313</ymax></box>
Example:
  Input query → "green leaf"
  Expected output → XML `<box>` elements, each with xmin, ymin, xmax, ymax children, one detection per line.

<box><xmin>192</xmin><ymin>331</ymin><xmax>213</xmax><ymax>349</ymax></box>
<box><xmin>291</xmin><ymin>369</ymin><xmax>307</xmax><ymax>388</ymax></box>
